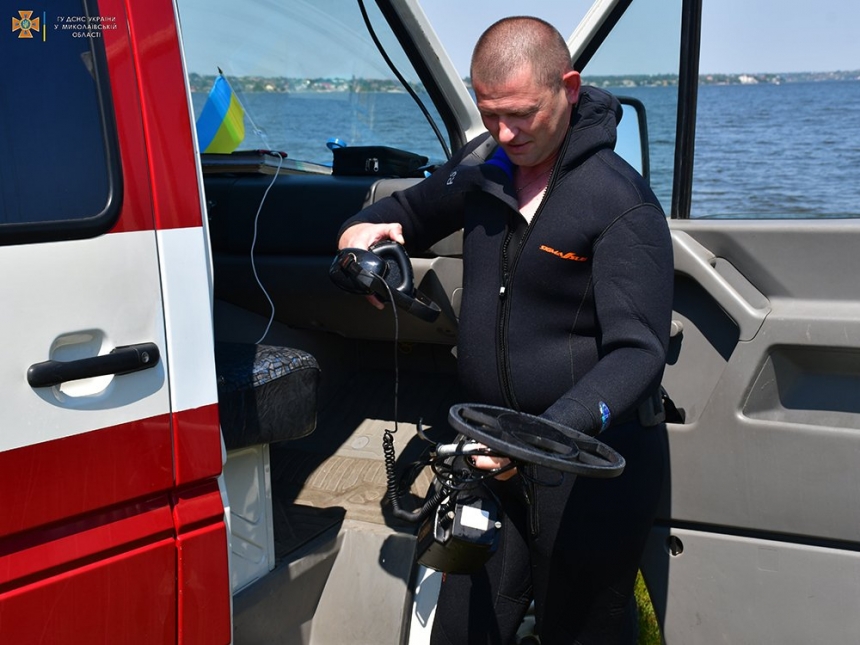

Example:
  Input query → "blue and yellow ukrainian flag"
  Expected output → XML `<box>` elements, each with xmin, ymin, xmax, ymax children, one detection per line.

<box><xmin>196</xmin><ymin>73</ymin><xmax>245</xmax><ymax>154</ymax></box>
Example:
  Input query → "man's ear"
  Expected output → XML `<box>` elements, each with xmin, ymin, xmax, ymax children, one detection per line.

<box><xmin>563</xmin><ymin>70</ymin><xmax>582</xmax><ymax>104</ymax></box>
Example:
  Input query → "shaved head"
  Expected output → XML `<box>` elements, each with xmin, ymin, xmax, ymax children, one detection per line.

<box><xmin>470</xmin><ymin>16</ymin><xmax>572</xmax><ymax>91</ymax></box>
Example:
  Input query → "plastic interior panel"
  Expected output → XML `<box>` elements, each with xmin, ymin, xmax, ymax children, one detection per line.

<box><xmin>204</xmin><ymin>173</ymin><xmax>379</xmax><ymax>257</ymax></box>
<box><xmin>641</xmin><ymin>526</ymin><xmax>860</xmax><ymax>645</ymax></box>
<box><xmin>231</xmin><ymin>523</ymin><xmax>417</xmax><ymax>645</ymax></box>
<box><xmin>662</xmin><ymin>274</ymin><xmax>739</xmax><ymax>424</ymax></box>
<box><xmin>206</xmin><ymin>171</ymin><xmax>462</xmax><ymax>345</ymax></box>
<box><xmin>215</xmin><ymin>254</ymin><xmax>460</xmax><ymax>344</ymax></box>
<box><xmin>671</xmin><ymin>231</ymin><xmax>770</xmax><ymax>341</ymax></box>
<box><xmin>223</xmin><ymin>445</ymin><xmax>275</xmax><ymax>593</ymax></box>
<box><xmin>231</xmin><ymin>527</ymin><xmax>342</xmax><ymax>644</ymax></box>
<box><xmin>654</xmin><ymin>224</ymin><xmax>860</xmax><ymax>645</ymax></box>
<box><xmin>660</xmin><ymin>286</ymin><xmax>860</xmax><ymax>543</ymax></box>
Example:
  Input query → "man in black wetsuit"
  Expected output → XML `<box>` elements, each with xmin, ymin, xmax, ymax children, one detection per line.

<box><xmin>338</xmin><ymin>16</ymin><xmax>673</xmax><ymax>645</ymax></box>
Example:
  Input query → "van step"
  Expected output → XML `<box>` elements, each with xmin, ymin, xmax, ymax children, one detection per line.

<box><xmin>273</xmin><ymin>503</ymin><xmax>344</xmax><ymax>561</ymax></box>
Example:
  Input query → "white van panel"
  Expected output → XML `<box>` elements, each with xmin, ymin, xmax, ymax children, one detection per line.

<box><xmin>0</xmin><ymin>229</ymin><xmax>168</xmax><ymax>452</ymax></box>
<box><xmin>156</xmin><ymin>226</ymin><xmax>218</xmax><ymax>413</ymax></box>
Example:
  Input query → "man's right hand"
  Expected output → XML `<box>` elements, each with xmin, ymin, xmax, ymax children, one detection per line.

<box><xmin>337</xmin><ymin>222</ymin><xmax>405</xmax><ymax>250</ymax></box>
<box><xmin>336</xmin><ymin>223</ymin><xmax>406</xmax><ymax>310</ymax></box>
<box><xmin>472</xmin><ymin>452</ymin><xmax>518</xmax><ymax>481</ymax></box>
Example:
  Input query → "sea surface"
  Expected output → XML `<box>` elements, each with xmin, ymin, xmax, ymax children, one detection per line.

<box><xmin>193</xmin><ymin>80</ymin><xmax>860</xmax><ymax>219</ymax></box>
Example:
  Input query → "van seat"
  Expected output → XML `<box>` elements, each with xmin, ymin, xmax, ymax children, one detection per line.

<box><xmin>215</xmin><ymin>342</ymin><xmax>320</xmax><ymax>450</ymax></box>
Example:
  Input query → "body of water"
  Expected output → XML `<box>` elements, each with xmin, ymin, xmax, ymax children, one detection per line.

<box><xmin>194</xmin><ymin>80</ymin><xmax>860</xmax><ymax>219</ymax></box>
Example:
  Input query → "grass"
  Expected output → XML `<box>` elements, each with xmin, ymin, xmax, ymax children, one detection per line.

<box><xmin>635</xmin><ymin>570</ymin><xmax>663</xmax><ymax>645</ymax></box>
<box><xmin>514</xmin><ymin>569</ymin><xmax>662</xmax><ymax>644</ymax></box>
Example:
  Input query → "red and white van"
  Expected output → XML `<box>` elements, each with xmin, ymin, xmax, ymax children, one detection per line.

<box><xmin>2</xmin><ymin>0</ymin><xmax>228</xmax><ymax>641</ymax></box>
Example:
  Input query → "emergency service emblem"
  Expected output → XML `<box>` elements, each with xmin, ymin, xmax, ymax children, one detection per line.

<box><xmin>12</xmin><ymin>10</ymin><xmax>40</xmax><ymax>38</ymax></box>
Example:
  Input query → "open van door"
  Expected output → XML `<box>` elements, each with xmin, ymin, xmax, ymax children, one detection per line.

<box><xmin>0</xmin><ymin>0</ymin><xmax>229</xmax><ymax>642</ymax></box>
<box><xmin>566</xmin><ymin>0</ymin><xmax>860</xmax><ymax>642</ymax></box>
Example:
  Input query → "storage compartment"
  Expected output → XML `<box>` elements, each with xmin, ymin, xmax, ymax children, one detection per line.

<box><xmin>743</xmin><ymin>346</ymin><xmax>860</xmax><ymax>428</ymax></box>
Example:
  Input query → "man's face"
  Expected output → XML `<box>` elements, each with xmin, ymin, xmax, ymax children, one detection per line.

<box><xmin>474</xmin><ymin>66</ymin><xmax>581</xmax><ymax>169</ymax></box>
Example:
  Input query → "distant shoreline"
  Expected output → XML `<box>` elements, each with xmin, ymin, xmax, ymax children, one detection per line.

<box><xmin>591</xmin><ymin>70</ymin><xmax>860</xmax><ymax>88</ymax></box>
<box><xmin>188</xmin><ymin>70</ymin><xmax>860</xmax><ymax>94</ymax></box>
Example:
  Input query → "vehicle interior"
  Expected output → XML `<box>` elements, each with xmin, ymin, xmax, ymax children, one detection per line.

<box><xmin>178</xmin><ymin>0</ymin><xmax>860</xmax><ymax>643</ymax></box>
<box><xmin>207</xmin><ymin>159</ymin><xmax>464</xmax><ymax>641</ymax></box>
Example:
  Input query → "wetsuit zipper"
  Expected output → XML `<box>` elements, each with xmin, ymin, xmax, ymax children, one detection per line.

<box><xmin>496</xmin><ymin>127</ymin><xmax>573</xmax><ymax>535</ymax></box>
<box><xmin>495</xmin><ymin>115</ymin><xmax>575</xmax><ymax>409</ymax></box>
<box><xmin>496</xmin><ymin>167</ymin><xmax>556</xmax><ymax>410</ymax></box>
<box><xmin>498</xmin><ymin>158</ymin><xmax>567</xmax><ymax>538</ymax></box>
<box><xmin>500</xmin><ymin>217</ymin><xmax>547</xmax><ymax>537</ymax></box>
<box><xmin>498</xmin><ymin>223</ymin><xmax>520</xmax><ymax>409</ymax></box>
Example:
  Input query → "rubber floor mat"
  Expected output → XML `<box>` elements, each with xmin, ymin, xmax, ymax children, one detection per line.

<box><xmin>270</xmin><ymin>367</ymin><xmax>462</xmax><ymax>555</ymax></box>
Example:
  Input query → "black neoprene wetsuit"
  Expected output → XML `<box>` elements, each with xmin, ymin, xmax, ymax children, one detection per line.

<box><xmin>342</xmin><ymin>86</ymin><xmax>673</xmax><ymax>434</ymax></box>
<box><xmin>341</xmin><ymin>86</ymin><xmax>674</xmax><ymax>644</ymax></box>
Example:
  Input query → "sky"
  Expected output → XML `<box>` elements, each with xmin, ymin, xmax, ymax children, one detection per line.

<box><xmin>179</xmin><ymin>0</ymin><xmax>859</xmax><ymax>78</ymax></box>
<box><xmin>420</xmin><ymin>0</ymin><xmax>860</xmax><ymax>77</ymax></box>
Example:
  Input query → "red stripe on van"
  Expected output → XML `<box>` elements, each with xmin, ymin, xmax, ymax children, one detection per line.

<box><xmin>126</xmin><ymin>0</ymin><xmax>206</xmax><ymax>231</ymax></box>
<box><xmin>96</xmin><ymin>0</ymin><xmax>205</xmax><ymax>235</ymax></box>
<box><xmin>0</xmin><ymin>404</ymin><xmax>222</xmax><ymax>540</ymax></box>
<box><xmin>174</xmin><ymin>403</ymin><xmax>223</xmax><ymax>486</ymax></box>
<box><xmin>0</xmin><ymin>404</ymin><xmax>229</xmax><ymax>643</ymax></box>
<box><xmin>0</xmin><ymin>415</ymin><xmax>174</xmax><ymax>541</ymax></box>
<box><xmin>0</xmin><ymin>538</ymin><xmax>178</xmax><ymax>643</ymax></box>
<box><xmin>174</xmin><ymin>482</ymin><xmax>232</xmax><ymax>644</ymax></box>
<box><xmin>0</xmin><ymin>496</ymin><xmax>174</xmax><ymax>592</ymax></box>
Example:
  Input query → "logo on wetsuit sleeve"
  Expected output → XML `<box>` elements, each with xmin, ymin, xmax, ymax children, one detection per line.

<box><xmin>539</xmin><ymin>245</ymin><xmax>589</xmax><ymax>262</ymax></box>
<box><xmin>599</xmin><ymin>402</ymin><xmax>611</xmax><ymax>432</ymax></box>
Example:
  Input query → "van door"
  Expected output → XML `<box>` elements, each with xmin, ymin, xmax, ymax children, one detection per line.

<box><xmin>0</xmin><ymin>0</ymin><xmax>228</xmax><ymax>643</ymax></box>
<box><xmin>568</xmin><ymin>0</ymin><xmax>860</xmax><ymax>642</ymax></box>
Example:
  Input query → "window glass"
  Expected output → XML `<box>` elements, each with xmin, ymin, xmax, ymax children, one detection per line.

<box><xmin>581</xmin><ymin>0</ymin><xmax>683</xmax><ymax>217</ymax></box>
<box><xmin>177</xmin><ymin>0</ymin><xmax>449</xmax><ymax>166</ymax></box>
<box><xmin>1</xmin><ymin>1</ymin><xmax>117</xmax><ymax>241</ymax></box>
<box><xmin>693</xmin><ymin>0</ymin><xmax>860</xmax><ymax>218</ymax></box>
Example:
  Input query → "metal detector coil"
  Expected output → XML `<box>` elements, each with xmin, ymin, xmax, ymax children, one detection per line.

<box><xmin>447</xmin><ymin>403</ymin><xmax>626</xmax><ymax>478</ymax></box>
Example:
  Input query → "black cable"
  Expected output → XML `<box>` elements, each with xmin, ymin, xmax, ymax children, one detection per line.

<box><xmin>383</xmin><ymin>430</ymin><xmax>447</xmax><ymax>522</ymax></box>
<box><xmin>357</xmin><ymin>0</ymin><xmax>451</xmax><ymax>158</ymax></box>
<box><xmin>376</xmin><ymin>276</ymin><xmax>426</xmax><ymax>522</ymax></box>
<box><xmin>374</xmin><ymin>264</ymin><xmax>523</xmax><ymax>523</ymax></box>
<box><xmin>378</xmin><ymin>277</ymin><xmax>401</xmax><ymax>434</ymax></box>
<box><xmin>377</xmin><ymin>277</ymin><xmax>456</xmax><ymax>522</ymax></box>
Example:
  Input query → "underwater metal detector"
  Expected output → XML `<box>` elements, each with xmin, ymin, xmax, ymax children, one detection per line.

<box><xmin>328</xmin><ymin>242</ymin><xmax>625</xmax><ymax>574</ymax></box>
<box><xmin>413</xmin><ymin>405</ymin><xmax>625</xmax><ymax>573</ymax></box>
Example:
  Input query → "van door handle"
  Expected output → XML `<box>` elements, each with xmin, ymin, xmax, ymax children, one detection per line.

<box><xmin>28</xmin><ymin>342</ymin><xmax>161</xmax><ymax>388</ymax></box>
